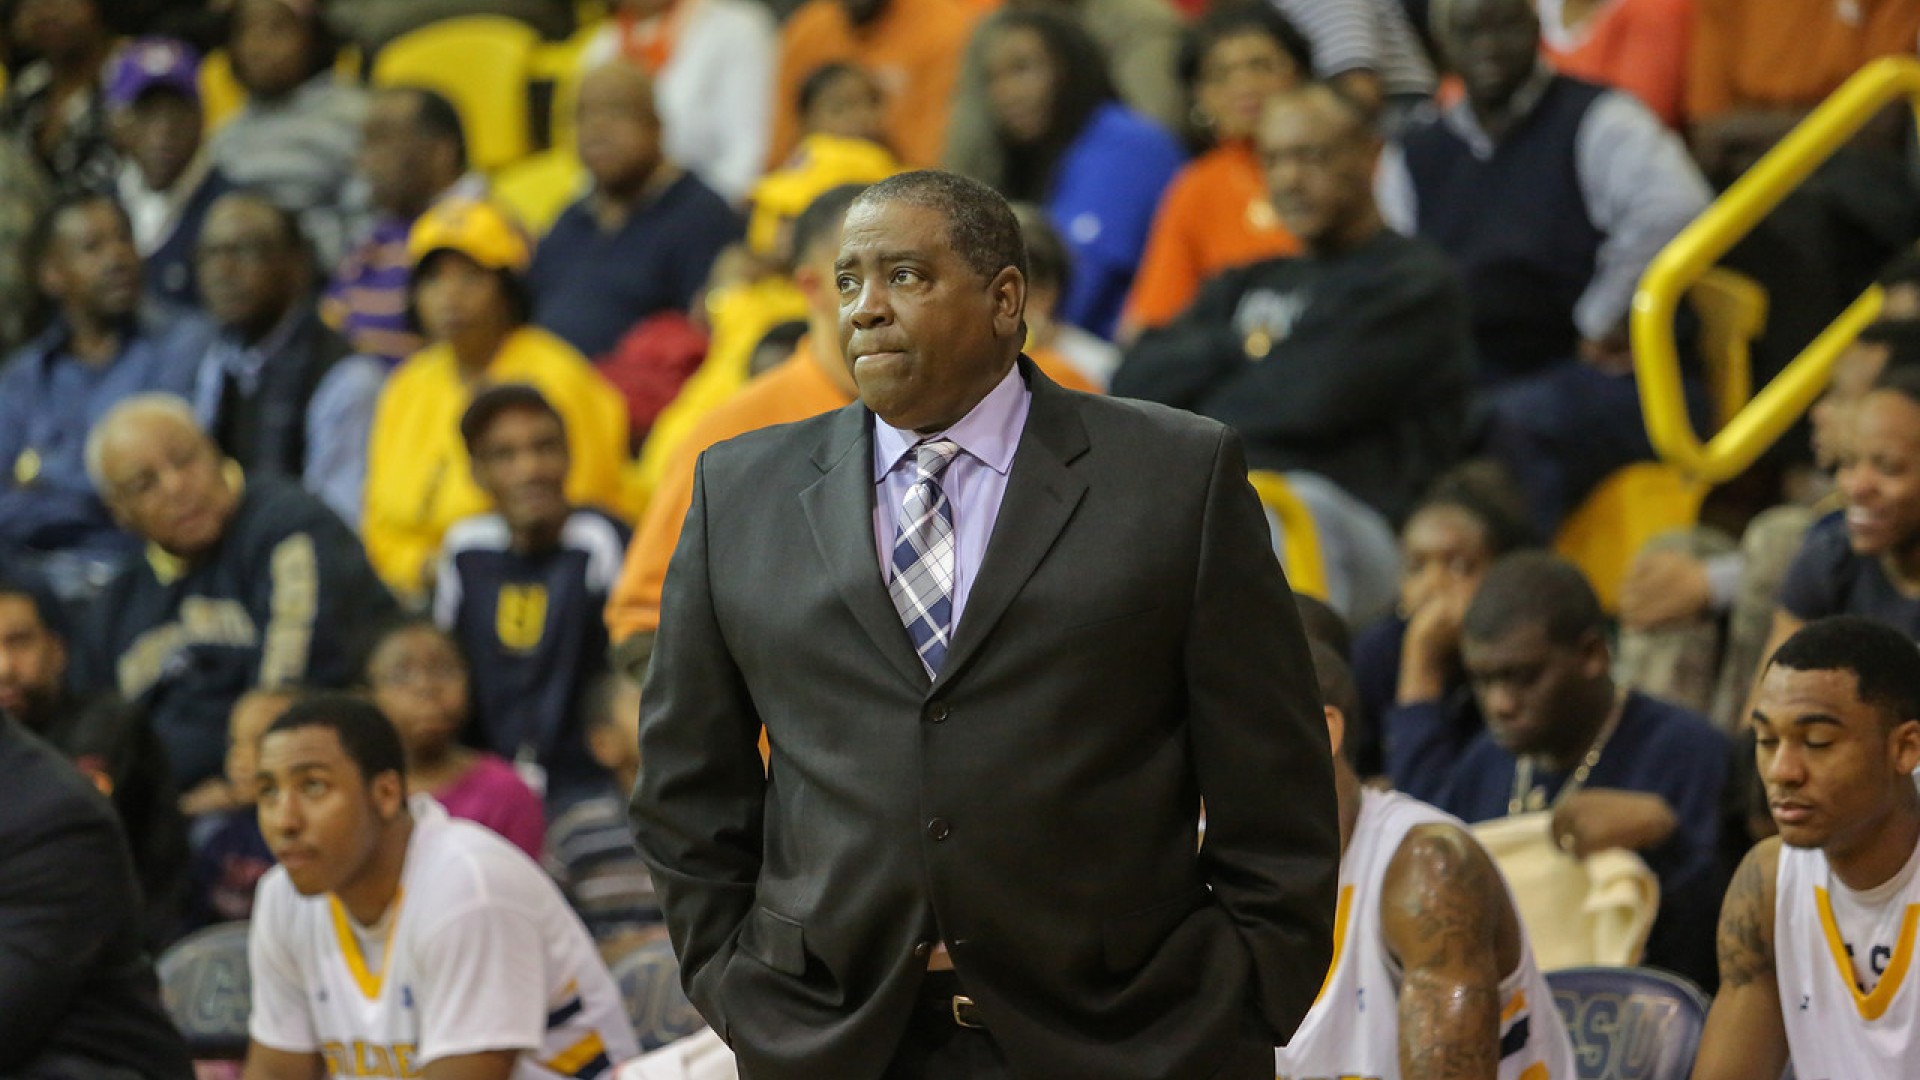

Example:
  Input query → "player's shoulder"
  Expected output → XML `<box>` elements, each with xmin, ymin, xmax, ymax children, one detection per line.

<box><xmin>408</xmin><ymin>810</ymin><xmax>564</xmax><ymax>916</ymax></box>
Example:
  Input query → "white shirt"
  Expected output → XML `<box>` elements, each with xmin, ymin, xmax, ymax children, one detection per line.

<box><xmin>1277</xmin><ymin>789</ymin><xmax>1576</xmax><ymax>1080</ymax></box>
<box><xmin>249</xmin><ymin>795</ymin><xmax>639</xmax><ymax>1078</ymax></box>
<box><xmin>1777</xmin><ymin>835</ymin><xmax>1920</xmax><ymax>1077</ymax></box>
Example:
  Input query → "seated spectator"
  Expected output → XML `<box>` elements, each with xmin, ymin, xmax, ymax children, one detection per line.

<box><xmin>192</xmin><ymin>191</ymin><xmax>386</xmax><ymax>528</ymax></box>
<box><xmin>766</xmin><ymin>0</ymin><xmax>982</xmax><ymax>169</ymax></box>
<box><xmin>1350</xmin><ymin>472</ymin><xmax>1534</xmax><ymax>782</ymax></box>
<box><xmin>435</xmin><ymin>385</ymin><xmax>630</xmax><ymax>809</ymax></box>
<box><xmin>0</xmin><ymin>707</ymin><xmax>193</xmax><ymax>1080</ymax></box>
<box><xmin>530</xmin><ymin>60</ymin><xmax>743</xmax><ymax>363</ymax></box>
<box><xmin>187</xmin><ymin>686</ymin><xmax>286</xmax><ymax>926</ymax></box>
<box><xmin>107</xmin><ymin>38</ymin><xmax>235</xmax><ymax>308</ymax></box>
<box><xmin>0</xmin><ymin>192</ymin><xmax>214</xmax><ymax>593</ymax></box>
<box><xmin>323</xmin><ymin>85</ymin><xmax>482</xmax><ymax>367</ymax></box>
<box><xmin>1119</xmin><ymin>6</ymin><xmax>1310</xmax><ymax>339</ymax></box>
<box><xmin>1616</xmin><ymin>285</ymin><xmax>1920</xmax><ymax>729</ymax></box>
<box><xmin>968</xmin><ymin>7</ymin><xmax>1186</xmax><ymax>338</ymax></box>
<box><xmin>363</xmin><ymin>197</ymin><xmax>630</xmax><ymax>602</ymax></box>
<box><xmin>364</xmin><ymin>617</ymin><xmax>546</xmax><ymax>859</ymax></box>
<box><xmin>1538</xmin><ymin>0</ymin><xmax>1693</xmax><ymax>129</ymax></box>
<box><xmin>579</xmin><ymin>0</ymin><xmax>778</xmax><ymax>204</ymax></box>
<box><xmin>1379</xmin><ymin>0</ymin><xmax>1712</xmax><ymax>536</ymax></box>
<box><xmin>77</xmin><ymin>394</ymin><xmax>398</xmax><ymax>799</ymax></box>
<box><xmin>0</xmin><ymin>0</ymin><xmax>117</xmax><ymax>196</ymax></box>
<box><xmin>208</xmin><ymin>0</ymin><xmax>368</xmax><ymax>268</ymax></box>
<box><xmin>1391</xmin><ymin>551</ymin><xmax>1729</xmax><ymax>989</ymax></box>
<box><xmin>944</xmin><ymin>0</ymin><xmax>1188</xmax><ymax>195</ymax></box>
<box><xmin>546</xmin><ymin>671</ymin><xmax>664</xmax><ymax>961</ymax></box>
<box><xmin>1011</xmin><ymin>204</ymin><xmax>1116</xmax><ymax>390</ymax></box>
<box><xmin>796</xmin><ymin>62</ymin><xmax>889</xmax><ymax>148</ymax></box>
<box><xmin>1272</xmin><ymin>0</ymin><xmax>1437</xmax><ymax>128</ymax></box>
<box><xmin>0</xmin><ymin>138</ymin><xmax>53</xmax><ymax>356</ymax></box>
<box><xmin>1114</xmin><ymin>85</ymin><xmax>1471</xmax><ymax>621</ymax></box>
<box><xmin>244</xmin><ymin>695</ymin><xmax>639</xmax><ymax>1075</ymax></box>
<box><xmin>0</xmin><ymin>572</ymin><xmax>190</xmax><ymax>948</ymax></box>
<box><xmin>1763</xmin><ymin>366</ymin><xmax>1920</xmax><ymax>663</ymax></box>
<box><xmin>1687</xmin><ymin>0</ymin><xmax>1920</xmax><ymax>185</ymax></box>
<box><xmin>606</xmin><ymin>184</ymin><xmax>1098</xmax><ymax>670</ymax></box>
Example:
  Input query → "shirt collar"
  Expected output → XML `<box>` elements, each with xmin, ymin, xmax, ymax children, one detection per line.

<box><xmin>872</xmin><ymin>362</ymin><xmax>1029</xmax><ymax>482</ymax></box>
<box><xmin>1442</xmin><ymin>61</ymin><xmax>1556</xmax><ymax>157</ymax></box>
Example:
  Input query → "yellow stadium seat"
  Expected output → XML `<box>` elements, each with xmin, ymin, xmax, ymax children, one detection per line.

<box><xmin>1245</xmin><ymin>470</ymin><xmax>1329</xmax><ymax>603</ymax></box>
<box><xmin>529</xmin><ymin>25</ymin><xmax>598</xmax><ymax>152</ymax></box>
<box><xmin>1555</xmin><ymin>463</ymin><xmax>1708</xmax><ymax>612</ymax></box>
<box><xmin>372</xmin><ymin>16</ymin><xmax>537</xmax><ymax>173</ymax></box>
<box><xmin>492</xmin><ymin>148</ymin><xmax>587</xmax><ymax>234</ymax></box>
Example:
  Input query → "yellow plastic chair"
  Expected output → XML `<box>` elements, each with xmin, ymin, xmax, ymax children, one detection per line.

<box><xmin>1245</xmin><ymin>470</ymin><xmax>1329</xmax><ymax>603</ymax></box>
<box><xmin>372</xmin><ymin>16</ymin><xmax>537</xmax><ymax>173</ymax></box>
<box><xmin>1689</xmin><ymin>267</ymin><xmax>1769</xmax><ymax>431</ymax></box>
<box><xmin>529</xmin><ymin>24</ymin><xmax>598</xmax><ymax>152</ymax></box>
<box><xmin>492</xmin><ymin>148</ymin><xmax>587</xmax><ymax>234</ymax></box>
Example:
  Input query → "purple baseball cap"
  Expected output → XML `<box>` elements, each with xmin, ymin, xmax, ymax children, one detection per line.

<box><xmin>105</xmin><ymin>38</ymin><xmax>202</xmax><ymax>109</ymax></box>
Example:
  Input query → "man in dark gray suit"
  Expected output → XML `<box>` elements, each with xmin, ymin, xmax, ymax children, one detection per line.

<box><xmin>630</xmin><ymin>170</ymin><xmax>1337</xmax><ymax>1079</ymax></box>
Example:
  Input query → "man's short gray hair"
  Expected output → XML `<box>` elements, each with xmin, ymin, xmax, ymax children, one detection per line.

<box><xmin>852</xmin><ymin>171</ymin><xmax>1029</xmax><ymax>284</ymax></box>
<box><xmin>84</xmin><ymin>392</ymin><xmax>204</xmax><ymax>495</ymax></box>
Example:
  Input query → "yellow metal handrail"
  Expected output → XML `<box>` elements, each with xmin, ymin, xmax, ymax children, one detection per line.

<box><xmin>1630</xmin><ymin>55</ymin><xmax>1920</xmax><ymax>483</ymax></box>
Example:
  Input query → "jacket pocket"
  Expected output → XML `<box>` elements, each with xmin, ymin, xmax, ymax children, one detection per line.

<box><xmin>737</xmin><ymin>905</ymin><xmax>809</xmax><ymax>976</ymax></box>
<box><xmin>1101</xmin><ymin>883</ymin><xmax>1211</xmax><ymax>973</ymax></box>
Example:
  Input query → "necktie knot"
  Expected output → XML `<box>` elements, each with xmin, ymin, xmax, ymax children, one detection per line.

<box><xmin>913</xmin><ymin>439</ymin><xmax>961</xmax><ymax>483</ymax></box>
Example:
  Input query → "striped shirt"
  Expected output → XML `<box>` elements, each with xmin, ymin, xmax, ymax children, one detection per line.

<box><xmin>1273</xmin><ymin>0</ymin><xmax>1437</xmax><ymax>98</ymax></box>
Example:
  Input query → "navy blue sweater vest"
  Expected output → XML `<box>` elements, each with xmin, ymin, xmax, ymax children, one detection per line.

<box><xmin>1403</xmin><ymin>75</ymin><xmax>1607</xmax><ymax>382</ymax></box>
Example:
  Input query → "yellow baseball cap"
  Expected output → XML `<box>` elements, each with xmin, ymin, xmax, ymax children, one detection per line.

<box><xmin>748</xmin><ymin>134</ymin><xmax>903</xmax><ymax>255</ymax></box>
<box><xmin>407</xmin><ymin>197</ymin><xmax>533</xmax><ymax>275</ymax></box>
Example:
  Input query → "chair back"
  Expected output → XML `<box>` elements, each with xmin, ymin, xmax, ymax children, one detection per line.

<box><xmin>372</xmin><ymin>16</ymin><xmax>537</xmax><ymax>171</ymax></box>
<box><xmin>610</xmin><ymin>934</ymin><xmax>708</xmax><ymax>1052</ymax></box>
<box><xmin>157</xmin><ymin>921</ymin><xmax>253</xmax><ymax>1060</ymax></box>
<box><xmin>1245</xmin><ymin>469</ymin><xmax>1328</xmax><ymax>602</ymax></box>
<box><xmin>1547</xmin><ymin>965</ymin><xmax>1709</xmax><ymax>1080</ymax></box>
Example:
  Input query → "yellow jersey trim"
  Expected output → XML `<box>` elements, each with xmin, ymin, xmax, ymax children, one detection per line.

<box><xmin>1813</xmin><ymin>886</ymin><xmax>1920</xmax><ymax>1022</ymax></box>
<box><xmin>542</xmin><ymin>1032</ymin><xmax>607</xmax><ymax>1075</ymax></box>
<box><xmin>328</xmin><ymin>889</ymin><xmax>405</xmax><ymax>1001</ymax></box>
<box><xmin>1500</xmin><ymin>989</ymin><xmax>1528</xmax><ymax>1024</ymax></box>
<box><xmin>1313</xmin><ymin>885</ymin><xmax>1355</xmax><ymax>1005</ymax></box>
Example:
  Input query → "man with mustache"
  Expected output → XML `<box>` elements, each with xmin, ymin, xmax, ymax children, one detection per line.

<box><xmin>631</xmin><ymin>170</ymin><xmax>1336</xmax><ymax>1078</ymax></box>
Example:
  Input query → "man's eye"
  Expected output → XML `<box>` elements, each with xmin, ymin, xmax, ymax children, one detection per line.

<box><xmin>892</xmin><ymin>269</ymin><xmax>918</xmax><ymax>285</ymax></box>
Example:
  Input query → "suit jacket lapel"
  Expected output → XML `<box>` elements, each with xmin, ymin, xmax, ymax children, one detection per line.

<box><xmin>934</xmin><ymin>360</ymin><xmax>1090</xmax><ymax>692</ymax></box>
<box><xmin>800</xmin><ymin>402</ymin><xmax>928</xmax><ymax>690</ymax></box>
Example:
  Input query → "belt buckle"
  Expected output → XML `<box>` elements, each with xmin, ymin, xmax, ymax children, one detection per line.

<box><xmin>950</xmin><ymin>994</ymin><xmax>984</xmax><ymax>1029</ymax></box>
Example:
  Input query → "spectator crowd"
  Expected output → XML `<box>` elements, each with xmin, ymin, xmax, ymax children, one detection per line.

<box><xmin>2</xmin><ymin>0</ymin><xmax>1919</xmax><ymax>1074</ymax></box>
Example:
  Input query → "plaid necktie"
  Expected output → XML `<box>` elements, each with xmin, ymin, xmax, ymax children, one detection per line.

<box><xmin>889</xmin><ymin>438</ymin><xmax>962</xmax><ymax>677</ymax></box>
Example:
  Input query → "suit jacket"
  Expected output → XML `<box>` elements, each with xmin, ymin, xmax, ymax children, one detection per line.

<box><xmin>630</xmin><ymin>360</ymin><xmax>1338</xmax><ymax>1079</ymax></box>
<box><xmin>0</xmin><ymin>716</ymin><xmax>193</xmax><ymax>1079</ymax></box>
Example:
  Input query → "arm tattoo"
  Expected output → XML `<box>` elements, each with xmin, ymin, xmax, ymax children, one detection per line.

<box><xmin>1718</xmin><ymin>847</ymin><xmax>1776</xmax><ymax>988</ymax></box>
<box><xmin>1388</xmin><ymin>830</ymin><xmax>1507</xmax><ymax>1080</ymax></box>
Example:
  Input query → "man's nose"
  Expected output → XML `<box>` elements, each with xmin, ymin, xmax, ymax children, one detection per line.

<box><xmin>848</xmin><ymin>280</ymin><xmax>892</xmax><ymax>330</ymax></box>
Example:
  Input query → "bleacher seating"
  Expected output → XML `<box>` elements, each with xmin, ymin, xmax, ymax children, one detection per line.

<box><xmin>1547</xmin><ymin>965</ymin><xmax>1709</xmax><ymax>1080</ymax></box>
<box><xmin>157</xmin><ymin>920</ymin><xmax>253</xmax><ymax>1061</ymax></box>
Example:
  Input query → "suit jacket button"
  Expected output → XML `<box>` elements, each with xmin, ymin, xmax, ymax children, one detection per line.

<box><xmin>926</xmin><ymin>817</ymin><xmax>952</xmax><ymax>841</ymax></box>
<box><xmin>913</xmin><ymin>940</ymin><xmax>932</xmax><ymax>958</ymax></box>
<box><xmin>926</xmin><ymin>703</ymin><xmax>949</xmax><ymax>723</ymax></box>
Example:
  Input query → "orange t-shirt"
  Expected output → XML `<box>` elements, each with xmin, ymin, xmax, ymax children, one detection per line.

<box><xmin>1542</xmin><ymin>0</ymin><xmax>1693</xmax><ymax>128</ymax></box>
<box><xmin>767</xmin><ymin>0</ymin><xmax>983</xmax><ymax>169</ymax></box>
<box><xmin>605</xmin><ymin>337</ymin><xmax>1097</xmax><ymax>640</ymax></box>
<box><xmin>1121</xmin><ymin>140</ymin><xmax>1300</xmax><ymax>333</ymax></box>
<box><xmin>1688</xmin><ymin>0</ymin><xmax>1920</xmax><ymax>120</ymax></box>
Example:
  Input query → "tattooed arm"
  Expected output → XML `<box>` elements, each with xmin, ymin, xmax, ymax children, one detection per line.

<box><xmin>1380</xmin><ymin>823</ymin><xmax>1521</xmax><ymax>1080</ymax></box>
<box><xmin>1692</xmin><ymin>838</ymin><xmax>1788</xmax><ymax>1080</ymax></box>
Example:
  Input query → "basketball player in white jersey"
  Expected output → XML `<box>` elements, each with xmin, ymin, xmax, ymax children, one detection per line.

<box><xmin>1693</xmin><ymin>616</ymin><xmax>1920</xmax><ymax>1080</ymax></box>
<box><xmin>1278</xmin><ymin>642</ymin><xmax>1575</xmax><ymax>1080</ymax></box>
<box><xmin>242</xmin><ymin>694</ymin><xmax>640</xmax><ymax>1080</ymax></box>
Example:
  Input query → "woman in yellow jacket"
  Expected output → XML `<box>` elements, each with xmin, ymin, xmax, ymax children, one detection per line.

<box><xmin>363</xmin><ymin>198</ymin><xmax>630</xmax><ymax>604</ymax></box>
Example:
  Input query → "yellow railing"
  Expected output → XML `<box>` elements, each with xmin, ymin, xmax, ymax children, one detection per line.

<box><xmin>1630</xmin><ymin>55</ymin><xmax>1920</xmax><ymax>483</ymax></box>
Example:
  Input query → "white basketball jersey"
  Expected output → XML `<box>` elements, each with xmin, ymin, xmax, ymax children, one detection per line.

<box><xmin>249</xmin><ymin>796</ymin><xmax>640</xmax><ymax>1079</ymax></box>
<box><xmin>1276</xmin><ymin>789</ymin><xmax>1576</xmax><ymax>1080</ymax></box>
<box><xmin>1776</xmin><ymin>840</ymin><xmax>1920</xmax><ymax>1079</ymax></box>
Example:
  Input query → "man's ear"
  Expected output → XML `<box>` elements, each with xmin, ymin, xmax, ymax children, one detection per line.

<box><xmin>371</xmin><ymin>769</ymin><xmax>407</xmax><ymax>820</ymax></box>
<box><xmin>1324</xmin><ymin>705</ymin><xmax>1347</xmax><ymax>759</ymax></box>
<box><xmin>1890</xmin><ymin>717</ymin><xmax>1920</xmax><ymax>777</ymax></box>
<box><xmin>1578</xmin><ymin>628</ymin><xmax>1610</xmax><ymax>680</ymax></box>
<box><xmin>991</xmin><ymin>265</ymin><xmax>1026</xmax><ymax>340</ymax></box>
